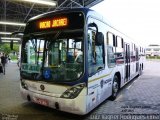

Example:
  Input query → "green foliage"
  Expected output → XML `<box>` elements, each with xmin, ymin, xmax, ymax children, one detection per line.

<box><xmin>0</xmin><ymin>43</ymin><xmax>20</xmax><ymax>54</ymax></box>
<box><xmin>146</xmin><ymin>56</ymin><xmax>160</xmax><ymax>59</ymax></box>
<box><xmin>0</xmin><ymin>43</ymin><xmax>10</xmax><ymax>54</ymax></box>
<box><xmin>13</xmin><ymin>44</ymin><xmax>19</xmax><ymax>53</ymax></box>
<box><xmin>10</xmin><ymin>55</ymin><xmax>18</xmax><ymax>62</ymax></box>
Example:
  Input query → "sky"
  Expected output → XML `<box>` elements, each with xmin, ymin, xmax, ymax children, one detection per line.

<box><xmin>92</xmin><ymin>0</ymin><xmax>160</xmax><ymax>47</ymax></box>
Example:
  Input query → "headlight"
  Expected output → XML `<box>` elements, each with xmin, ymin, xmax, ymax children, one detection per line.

<box><xmin>21</xmin><ymin>80</ymin><xmax>28</xmax><ymax>90</ymax></box>
<box><xmin>60</xmin><ymin>83</ymin><xmax>85</xmax><ymax>99</ymax></box>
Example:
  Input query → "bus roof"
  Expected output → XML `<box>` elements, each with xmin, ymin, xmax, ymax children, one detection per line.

<box><xmin>24</xmin><ymin>7</ymin><xmax>132</xmax><ymax>42</ymax></box>
<box><xmin>28</xmin><ymin>8</ymin><xmax>97</xmax><ymax>22</ymax></box>
<box><xmin>24</xmin><ymin>8</ymin><xmax>105</xmax><ymax>34</ymax></box>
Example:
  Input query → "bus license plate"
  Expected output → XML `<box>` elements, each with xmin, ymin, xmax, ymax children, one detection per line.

<box><xmin>35</xmin><ymin>98</ymin><xmax>48</xmax><ymax>106</ymax></box>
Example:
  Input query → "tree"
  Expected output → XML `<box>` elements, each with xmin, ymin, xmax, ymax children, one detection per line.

<box><xmin>13</xmin><ymin>44</ymin><xmax>20</xmax><ymax>53</ymax></box>
<box><xmin>0</xmin><ymin>43</ymin><xmax>20</xmax><ymax>54</ymax></box>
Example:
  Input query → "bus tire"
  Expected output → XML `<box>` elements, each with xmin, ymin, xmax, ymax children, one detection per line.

<box><xmin>110</xmin><ymin>75</ymin><xmax>119</xmax><ymax>101</ymax></box>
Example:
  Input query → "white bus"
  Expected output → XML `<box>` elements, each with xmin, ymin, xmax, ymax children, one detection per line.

<box><xmin>20</xmin><ymin>8</ymin><xmax>145</xmax><ymax>115</ymax></box>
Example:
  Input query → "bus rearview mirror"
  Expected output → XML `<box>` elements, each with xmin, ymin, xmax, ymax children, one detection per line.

<box><xmin>95</xmin><ymin>32</ymin><xmax>104</xmax><ymax>46</ymax></box>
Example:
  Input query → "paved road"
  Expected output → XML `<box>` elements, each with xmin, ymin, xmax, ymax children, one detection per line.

<box><xmin>0</xmin><ymin>60</ymin><xmax>160</xmax><ymax>120</ymax></box>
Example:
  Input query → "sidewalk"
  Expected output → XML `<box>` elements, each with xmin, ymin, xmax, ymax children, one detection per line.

<box><xmin>0</xmin><ymin>62</ymin><xmax>22</xmax><ymax>113</ymax></box>
<box><xmin>0</xmin><ymin>62</ymin><xmax>20</xmax><ymax>80</ymax></box>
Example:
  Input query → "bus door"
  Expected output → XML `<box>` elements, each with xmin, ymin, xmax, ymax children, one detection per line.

<box><xmin>136</xmin><ymin>47</ymin><xmax>139</xmax><ymax>72</ymax></box>
<box><xmin>125</xmin><ymin>43</ymin><xmax>130</xmax><ymax>82</ymax></box>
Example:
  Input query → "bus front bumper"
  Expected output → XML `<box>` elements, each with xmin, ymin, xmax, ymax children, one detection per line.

<box><xmin>20</xmin><ymin>86</ymin><xmax>87</xmax><ymax>115</ymax></box>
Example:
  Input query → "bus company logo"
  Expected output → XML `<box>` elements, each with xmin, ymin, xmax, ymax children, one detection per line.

<box><xmin>40</xmin><ymin>85</ymin><xmax>45</xmax><ymax>91</ymax></box>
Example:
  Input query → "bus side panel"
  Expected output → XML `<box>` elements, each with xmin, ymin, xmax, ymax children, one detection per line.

<box><xmin>86</xmin><ymin>71</ymin><xmax>112</xmax><ymax>113</ymax></box>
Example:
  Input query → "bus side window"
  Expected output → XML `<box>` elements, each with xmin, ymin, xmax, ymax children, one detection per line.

<box><xmin>115</xmin><ymin>36</ymin><xmax>124</xmax><ymax>64</ymax></box>
<box><xmin>88</xmin><ymin>29</ymin><xmax>104</xmax><ymax>76</ymax></box>
<box><xmin>107</xmin><ymin>32</ymin><xmax>114</xmax><ymax>46</ymax></box>
<box><xmin>107</xmin><ymin>32</ymin><xmax>116</xmax><ymax>67</ymax></box>
<box><xmin>107</xmin><ymin>46</ymin><xmax>116</xmax><ymax>67</ymax></box>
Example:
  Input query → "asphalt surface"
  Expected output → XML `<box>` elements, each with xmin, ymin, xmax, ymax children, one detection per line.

<box><xmin>0</xmin><ymin>60</ymin><xmax>160</xmax><ymax>120</ymax></box>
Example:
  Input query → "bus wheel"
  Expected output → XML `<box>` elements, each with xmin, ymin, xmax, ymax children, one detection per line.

<box><xmin>110</xmin><ymin>75</ymin><xmax>119</xmax><ymax>101</ymax></box>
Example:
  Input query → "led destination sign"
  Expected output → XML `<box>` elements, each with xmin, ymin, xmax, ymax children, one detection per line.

<box><xmin>24</xmin><ymin>12</ymin><xmax>84</xmax><ymax>34</ymax></box>
<box><xmin>39</xmin><ymin>18</ymin><xmax>68</xmax><ymax>29</ymax></box>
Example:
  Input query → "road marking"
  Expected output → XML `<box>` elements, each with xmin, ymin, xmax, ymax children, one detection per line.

<box><xmin>127</xmin><ymin>84</ymin><xmax>132</xmax><ymax>90</ymax></box>
<box><xmin>133</xmin><ymin>80</ymin><xmax>137</xmax><ymax>83</ymax></box>
<box><xmin>116</xmin><ymin>94</ymin><xmax>122</xmax><ymax>101</ymax></box>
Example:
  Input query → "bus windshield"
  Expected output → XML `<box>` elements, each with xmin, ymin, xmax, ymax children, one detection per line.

<box><xmin>21</xmin><ymin>30</ymin><xmax>84</xmax><ymax>82</ymax></box>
